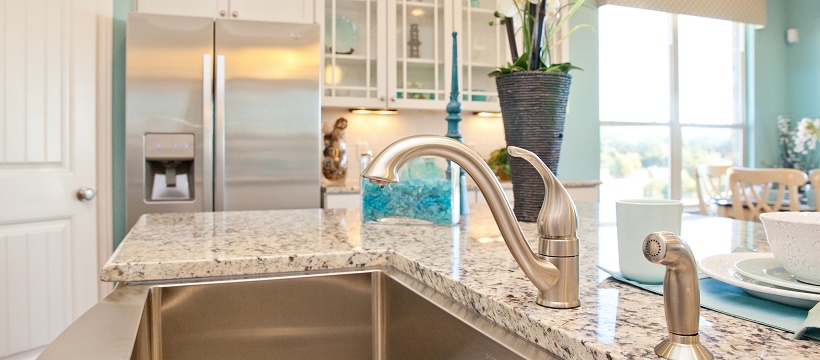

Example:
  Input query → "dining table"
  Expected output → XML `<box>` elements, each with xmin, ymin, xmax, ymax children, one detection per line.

<box><xmin>709</xmin><ymin>191</ymin><xmax>817</xmax><ymax>218</ymax></box>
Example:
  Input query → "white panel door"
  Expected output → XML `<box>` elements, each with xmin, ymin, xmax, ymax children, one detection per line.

<box><xmin>0</xmin><ymin>0</ymin><xmax>100</xmax><ymax>357</ymax></box>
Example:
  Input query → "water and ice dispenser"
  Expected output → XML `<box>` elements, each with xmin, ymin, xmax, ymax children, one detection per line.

<box><xmin>143</xmin><ymin>133</ymin><xmax>194</xmax><ymax>201</ymax></box>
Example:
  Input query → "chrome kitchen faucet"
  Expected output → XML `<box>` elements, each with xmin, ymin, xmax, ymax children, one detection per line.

<box><xmin>362</xmin><ymin>135</ymin><xmax>580</xmax><ymax>308</ymax></box>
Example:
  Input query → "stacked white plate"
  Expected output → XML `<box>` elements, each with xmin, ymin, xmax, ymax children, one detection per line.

<box><xmin>699</xmin><ymin>252</ymin><xmax>820</xmax><ymax>309</ymax></box>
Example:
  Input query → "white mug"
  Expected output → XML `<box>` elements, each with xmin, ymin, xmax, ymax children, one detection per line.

<box><xmin>616</xmin><ymin>199</ymin><xmax>683</xmax><ymax>284</ymax></box>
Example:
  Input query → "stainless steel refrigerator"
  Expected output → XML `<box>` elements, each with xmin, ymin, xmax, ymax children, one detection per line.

<box><xmin>125</xmin><ymin>13</ymin><xmax>321</xmax><ymax>230</ymax></box>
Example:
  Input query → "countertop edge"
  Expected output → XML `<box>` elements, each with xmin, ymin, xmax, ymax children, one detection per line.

<box><xmin>101</xmin><ymin>250</ymin><xmax>391</xmax><ymax>283</ymax></box>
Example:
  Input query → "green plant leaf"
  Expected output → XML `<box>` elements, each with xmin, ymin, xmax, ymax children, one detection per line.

<box><xmin>545</xmin><ymin>62</ymin><xmax>583</xmax><ymax>73</ymax></box>
<box><xmin>486</xmin><ymin>0</ymin><xmax>594</xmax><ymax>77</ymax></box>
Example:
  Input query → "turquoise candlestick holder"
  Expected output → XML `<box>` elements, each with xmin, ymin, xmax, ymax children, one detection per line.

<box><xmin>361</xmin><ymin>157</ymin><xmax>459</xmax><ymax>225</ymax></box>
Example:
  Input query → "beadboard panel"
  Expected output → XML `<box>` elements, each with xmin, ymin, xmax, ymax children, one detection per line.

<box><xmin>0</xmin><ymin>220</ymin><xmax>71</xmax><ymax>358</ymax></box>
<box><xmin>1</xmin><ymin>0</ymin><xmax>67</xmax><ymax>166</ymax></box>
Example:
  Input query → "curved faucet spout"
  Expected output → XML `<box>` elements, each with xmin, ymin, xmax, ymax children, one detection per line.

<box><xmin>362</xmin><ymin>135</ymin><xmax>561</xmax><ymax>298</ymax></box>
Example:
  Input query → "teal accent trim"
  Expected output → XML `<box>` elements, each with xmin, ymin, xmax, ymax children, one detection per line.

<box><xmin>445</xmin><ymin>32</ymin><xmax>468</xmax><ymax>215</ymax></box>
<box><xmin>112</xmin><ymin>0</ymin><xmax>133</xmax><ymax>249</ymax></box>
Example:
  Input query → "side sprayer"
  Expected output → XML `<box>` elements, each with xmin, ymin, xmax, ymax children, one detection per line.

<box><xmin>642</xmin><ymin>232</ymin><xmax>714</xmax><ymax>360</ymax></box>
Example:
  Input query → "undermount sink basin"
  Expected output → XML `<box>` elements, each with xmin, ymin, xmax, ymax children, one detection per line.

<box><xmin>40</xmin><ymin>267</ymin><xmax>558</xmax><ymax>360</ymax></box>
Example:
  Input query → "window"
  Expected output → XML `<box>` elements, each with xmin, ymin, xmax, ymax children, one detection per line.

<box><xmin>599</xmin><ymin>6</ymin><xmax>744</xmax><ymax>208</ymax></box>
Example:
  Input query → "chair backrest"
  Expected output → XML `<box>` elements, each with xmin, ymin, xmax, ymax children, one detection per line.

<box><xmin>810</xmin><ymin>169</ymin><xmax>820</xmax><ymax>207</ymax></box>
<box><xmin>694</xmin><ymin>165</ymin><xmax>732</xmax><ymax>216</ymax></box>
<box><xmin>727</xmin><ymin>167</ymin><xmax>808</xmax><ymax>221</ymax></box>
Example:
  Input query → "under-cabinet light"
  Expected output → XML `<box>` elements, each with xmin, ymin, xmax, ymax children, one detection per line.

<box><xmin>473</xmin><ymin>111</ymin><xmax>502</xmax><ymax>118</ymax></box>
<box><xmin>350</xmin><ymin>109</ymin><xmax>399</xmax><ymax>115</ymax></box>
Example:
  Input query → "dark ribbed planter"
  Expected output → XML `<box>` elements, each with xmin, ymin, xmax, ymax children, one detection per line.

<box><xmin>496</xmin><ymin>71</ymin><xmax>571</xmax><ymax>222</ymax></box>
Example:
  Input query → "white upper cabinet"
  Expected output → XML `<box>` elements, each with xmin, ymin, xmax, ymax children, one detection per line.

<box><xmin>137</xmin><ymin>0</ymin><xmax>227</xmax><ymax>18</ymax></box>
<box><xmin>228</xmin><ymin>0</ymin><xmax>315</xmax><ymax>23</ymax></box>
<box><xmin>455</xmin><ymin>0</ymin><xmax>511</xmax><ymax>111</ymax></box>
<box><xmin>321</xmin><ymin>0</ymin><xmax>504</xmax><ymax>111</ymax></box>
<box><xmin>321</xmin><ymin>0</ymin><xmax>388</xmax><ymax>109</ymax></box>
<box><xmin>136</xmin><ymin>0</ymin><xmax>315</xmax><ymax>24</ymax></box>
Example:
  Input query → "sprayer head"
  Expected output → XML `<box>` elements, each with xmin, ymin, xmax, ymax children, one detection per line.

<box><xmin>643</xmin><ymin>232</ymin><xmax>670</xmax><ymax>264</ymax></box>
<box><xmin>642</xmin><ymin>231</ymin><xmax>690</xmax><ymax>266</ymax></box>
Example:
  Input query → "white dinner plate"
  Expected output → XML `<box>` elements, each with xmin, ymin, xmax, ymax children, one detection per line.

<box><xmin>699</xmin><ymin>252</ymin><xmax>820</xmax><ymax>309</ymax></box>
<box><xmin>734</xmin><ymin>256</ymin><xmax>820</xmax><ymax>294</ymax></box>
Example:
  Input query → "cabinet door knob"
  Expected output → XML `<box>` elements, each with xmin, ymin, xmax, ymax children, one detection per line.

<box><xmin>379</xmin><ymin>96</ymin><xmax>385</xmax><ymax>102</ymax></box>
<box><xmin>232</xmin><ymin>11</ymin><xmax>238</xmax><ymax>17</ymax></box>
<box><xmin>219</xmin><ymin>10</ymin><xmax>226</xmax><ymax>16</ymax></box>
<box><xmin>76</xmin><ymin>187</ymin><xmax>96</xmax><ymax>201</ymax></box>
<box><xmin>389</xmin><ymin>97</ymin><xmax>396</xmax><ymax>102</ymax></box>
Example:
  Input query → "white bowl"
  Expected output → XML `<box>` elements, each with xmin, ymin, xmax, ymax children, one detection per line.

<box><xmin>759</xmin><ymin>212</ymin><xmax>820</xmax><ymax>285</ymax></box>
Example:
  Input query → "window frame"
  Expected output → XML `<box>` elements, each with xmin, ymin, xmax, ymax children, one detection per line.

<box><xmin>599</xmin><ymin>11</ymin><xmax>747</xmax><ymax>202</ymax></box>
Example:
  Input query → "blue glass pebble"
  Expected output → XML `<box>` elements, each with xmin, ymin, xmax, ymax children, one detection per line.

<box><xmin>362</xmin><ymin>158</ymin><xmax>459</xmax><ymax>225</ymax></box>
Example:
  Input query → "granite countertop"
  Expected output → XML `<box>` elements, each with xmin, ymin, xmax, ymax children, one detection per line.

<box><xmin>103</xmin><ymin>203</ymin><xmax>819</xmax><ymax>359</ymax></box>
<box><xmin>322</xmin><ymin>179</ymin><xmax>602</xmax><ymax>194</ymax></box>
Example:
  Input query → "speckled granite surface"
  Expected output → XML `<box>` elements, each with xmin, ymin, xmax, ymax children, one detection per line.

<box><xmin>103</xmin><ymin>203</ymin><xmax>819</xmax><ymax>359</ymax></box>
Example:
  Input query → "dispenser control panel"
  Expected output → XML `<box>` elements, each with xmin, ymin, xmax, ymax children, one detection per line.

<box><xmin>144</xmin><ymin>133</ymin><xmax>195</xmax><ymax>160</ymax></box>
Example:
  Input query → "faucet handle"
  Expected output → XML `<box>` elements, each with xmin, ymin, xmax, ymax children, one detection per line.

<box><xmin>507</xmin><ymin>146</ymin><xmax>579</xmax><ymax>241</ymax></box>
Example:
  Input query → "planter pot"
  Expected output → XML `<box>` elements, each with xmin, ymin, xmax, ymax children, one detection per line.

<box><xmin>495</xmin><ymin>71</ymin><xmax>571</xmax><ymax>222</ymax></box>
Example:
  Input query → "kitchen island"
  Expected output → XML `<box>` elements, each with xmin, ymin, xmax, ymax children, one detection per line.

<box><xmin>103</xmin><ymin>202</ymin><xmax>819</xmax><ymax>359</ymax></box>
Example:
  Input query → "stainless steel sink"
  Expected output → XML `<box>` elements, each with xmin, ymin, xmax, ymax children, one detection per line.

<box><xmin>40</xmin><ymin>268</ymin><xmax>558</xmax><ymax>360</ymax></box>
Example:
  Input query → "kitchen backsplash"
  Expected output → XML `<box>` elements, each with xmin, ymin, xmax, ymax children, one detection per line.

<box><xmin>321</xmin><ymin>108</ymin><xmax>506</xmax><ymax>183</ymax></box>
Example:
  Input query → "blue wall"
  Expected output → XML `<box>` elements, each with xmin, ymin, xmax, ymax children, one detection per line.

<box><xmin>750</xmin><ymin>0</ymin><xmax>790</xmax><ymax>167</ymax></box>
<box><xmin>751</xmin><ymin>0</ymin><xmax>820</xmax><ymax>167</ymax></box>
<box><xmin>560</xmin><ymin>7</ymin><xmax>600</xmax><ymax>181</ymax></box>
<box><xmin>786</xmin><ymin>0</ymin><xmax>820</xmax><ymax>119</ymax></box>
<box><xmin>112</xmin><ymin>0</ymin><xmax>132</xmax><ymax>248</ymax></box>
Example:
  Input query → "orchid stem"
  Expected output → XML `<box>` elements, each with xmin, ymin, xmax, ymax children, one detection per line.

<box><xmin>505</xmin><ymin>18</ymin><xmax>518</xmax><ymax>63</ymax></box>
<box><xmin>532</xmin><ymin>0</ymin><xmax>547</xmax><ymax>69</ymax></box>
<box><xmin>528</xmin><ymin>1</ymin><xmax>541</xmax><ymax>70</ymax></box>
<box><xmin>527</xmin><ymin>2</ymin><xmax>536</xmax><ymax>69</ymax></box>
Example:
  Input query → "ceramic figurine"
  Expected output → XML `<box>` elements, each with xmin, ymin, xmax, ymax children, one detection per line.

<box><xmin>408</xmin><ymin>24</ymin><xmax>421</xmax><ymax>58</ymax></box>
<box><xmin>322</xmin><ymin>117</ymin><xmax>348</xmax><ymax>181</ymax></box>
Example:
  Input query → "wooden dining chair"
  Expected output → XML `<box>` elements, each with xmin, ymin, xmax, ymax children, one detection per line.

<box><xmin>727</xmin><ymin>167</ymin><xmax>808</xmax><ymax>221</ymax></box>
<box><xmin>810</xmin><ymin>169</ymin><xmax>820</xmax><ymax>207</ymax></box>
<box><xmin>694</xmin><ymin>165</ymin><xmax>732</xmax><ymax>216</ymax></box>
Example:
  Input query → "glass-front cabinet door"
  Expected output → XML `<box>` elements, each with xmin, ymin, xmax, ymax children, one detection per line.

<box><xmin>323</xmin><ymin>0</ymin><xmax>386</xmax><ymax>108</ymax></box>
<box><xmin>387</xmin><ymin>0</ymin><xmax>451</xmax><ymax>109</ymax></box>
<box><xmin>322</xmin><ymin>0</ymin><xmax>508</xmax><ymax>111</ymax></box>
<box><xmin>456</xmin><ymin>0</ymin><xmax>507</xmax><ymax>111</ymax></box>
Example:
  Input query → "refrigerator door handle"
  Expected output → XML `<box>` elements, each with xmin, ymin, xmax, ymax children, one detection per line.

<box><xmin>202</xmin><ymin>54</ymin><xmax>214</xmax><ymax>211</ymax></box>
<box><xmin>214</xmin><ymin>54</ymin><xmax>226</xmax><ymax>211</ymax></box>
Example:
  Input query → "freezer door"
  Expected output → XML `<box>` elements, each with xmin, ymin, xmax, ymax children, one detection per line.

<box><xmin>125</xmin><ymin>13</ymin><xmax>215</xmax><ymax>230</ymax></box>
<box><xmin>214</xmin><ymin>20</ymin><xmax>322</xmax><ymax>211</ymax></box>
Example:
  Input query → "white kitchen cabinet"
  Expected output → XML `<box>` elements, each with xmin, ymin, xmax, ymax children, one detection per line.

<box><xmin>320</xmin><ymin>0</ymin><xmax>505</xmax><ymax>111</ymax></box>
<box><xmin>323</xmin><ymin>192</ymin><xmax>361</xmax><ymax>209</ymax></box>
<box><xmin>454</xmin><ymin>1</ymin><xmax>511</xmax><ymax>112</ymax></box>
<box><xmin>137</xmin><ymin>0</ymin><xmax>314</xmax><ymax>23</ymax></box>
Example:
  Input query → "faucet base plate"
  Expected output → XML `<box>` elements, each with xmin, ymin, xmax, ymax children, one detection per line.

<box><xmin>535</xmin><ymin>298</ymin><xmax>580</xmax><ymax>309</ymax></box>
<box><xmin>654</xmin><ymin>335</ymin><xmax>714</xmax><ymax>360</ymax></box>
